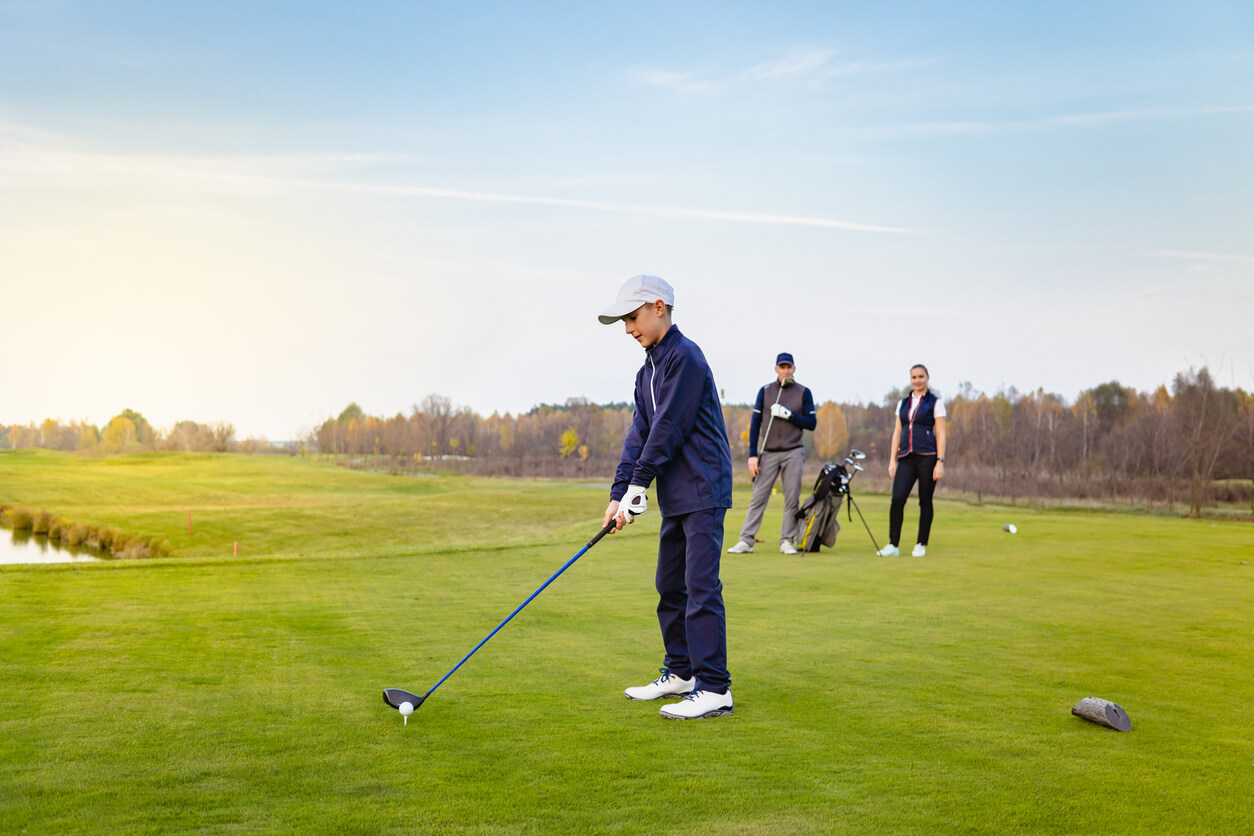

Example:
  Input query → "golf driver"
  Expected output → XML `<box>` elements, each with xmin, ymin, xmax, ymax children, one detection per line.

<box><xmin>383</xmin><ymin>518</ymin><xmax>619</xmax><ymax>720</ymax></box>
<box><xmin>753</xmin><ymin>377</ymin><xmax>794</xmax><ymax>483</ymax></box>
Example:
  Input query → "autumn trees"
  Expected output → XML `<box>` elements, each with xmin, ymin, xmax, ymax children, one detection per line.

<box><xmin>3</xmin><ymin>365</ymin><xmax>1250</xmax><ymax>513</ymax></box>
<box><xmin>1</xmin><ymin>411</ymin><xmax>237</xmax><ymax>454</ymax></box>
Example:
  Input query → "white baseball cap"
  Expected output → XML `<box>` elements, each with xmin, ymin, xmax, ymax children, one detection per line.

<box><xmin>598</xmin><ymin>275</ymin><xmax>675</xmax><ymax>324</ymax></box>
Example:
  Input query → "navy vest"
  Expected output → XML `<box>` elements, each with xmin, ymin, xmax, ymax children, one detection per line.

<box><xmin>897</xmin><ymin>391</ymin><xmax>939</xmax><ymax>457</ymax></box>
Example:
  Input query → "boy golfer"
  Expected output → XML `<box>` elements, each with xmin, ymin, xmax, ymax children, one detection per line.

<box><xmin>598</xmin><ymin>275</ymin><xmax>735</xmax><ymax>719</ymax></box>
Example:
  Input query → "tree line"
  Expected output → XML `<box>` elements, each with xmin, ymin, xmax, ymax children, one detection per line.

<box><xmin>311</xmin><ymin>368</ymin><xmax>1251</xmax><ymax>516</ymax></box>
<box><xmin>1</xmin><ymin>410</ymin><xmax>249</xmax><ymax>454</ymax></box>
<box><xmin>5</xmin><ymin>366</ymin><xmax>1251</xmax><ymax>515</ymax></box>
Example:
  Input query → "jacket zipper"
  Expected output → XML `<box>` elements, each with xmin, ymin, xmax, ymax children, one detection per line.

<box><xmin>906</xmin><ymin>396</ymin><xmax>920</xmax><ymax>454</ymax></box>
<box><xmin>648</xmin><ymin>353</ymin><xmax>657</xmax><ymax>412</ymax></box>
<box><xmin>763</xmin><ymin>382</ymin><xmax>784</xmax><ymax>451</ymax></box>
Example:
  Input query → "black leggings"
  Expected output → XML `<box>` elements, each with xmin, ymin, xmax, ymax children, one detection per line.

<box><xmin>889</xmin><ymin>454</ymin><xmax>937</xmax><ymax>547</ymax></box>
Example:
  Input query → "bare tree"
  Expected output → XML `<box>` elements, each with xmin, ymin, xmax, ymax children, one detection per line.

<box><xmin>1172</xmin><ymin>368</ymin><xmax>1239</xmax><ymax>517</ymax></box>
<box><xmin>420</xmin><ymin>394</ymin><xmax>453</xmax><ymax>455</ymax></box>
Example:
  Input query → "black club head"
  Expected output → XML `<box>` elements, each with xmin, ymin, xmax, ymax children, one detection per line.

<box><xmin>383</xmin><ymin>688</ymin><xmax>426</xmax><ymax>711</ymax></box>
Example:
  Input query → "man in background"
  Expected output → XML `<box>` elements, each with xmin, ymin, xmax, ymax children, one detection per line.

<box><xmin>728</xmin><ymin>353</ymin><xmax>816</xmax><ymax>555</ymax></box>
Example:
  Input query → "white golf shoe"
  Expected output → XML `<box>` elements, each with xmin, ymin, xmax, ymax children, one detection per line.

<box><xmin>912</xmin><ymin>543</ymin><xmax>927</xmax><ymax>557</ymax></box>
<box><xmin>779</xmin><ymin>540</ymin><xmax>798</xmax><ymax>555</ymax></box>
<box><xmin>625</xmin><ymin>668</ymin><xmax>695</xmax><ymax>701</ymax></box>
<box><xmin>876</xmin><ymin>544</ymin><xmax>899</xmax><ymax>557</ymax></box>
<box><xmin>659</xmin><ymin>689</ymin><xmax>734</xmax><ymax>720</ymax></box>
<box><xmin>727</xmin><ymin>540</ymin><xmax>754</xmax><ymax>554</ymax></box>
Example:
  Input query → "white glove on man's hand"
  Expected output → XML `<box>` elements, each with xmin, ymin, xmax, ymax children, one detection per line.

<box><xmin>770</xmin><ymin>403</ymin><xmax>793</xmax><ymax>420</ymax></box>
<box><xmin>619</xmin><ymin>486</ymin><xmax>648</xmax><ymax>522</ymax></box>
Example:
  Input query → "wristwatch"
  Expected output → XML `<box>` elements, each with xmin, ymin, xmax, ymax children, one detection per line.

<box><xmin>938</xmin><ymin>457</ymin><xmax>946</xmax><ymax>463</ymax></box>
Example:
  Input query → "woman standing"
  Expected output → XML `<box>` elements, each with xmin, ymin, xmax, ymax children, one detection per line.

<box><xmin>878</xmin><ymin>364</ymin><xmax>947</xmax><ymax>557</ymax></box>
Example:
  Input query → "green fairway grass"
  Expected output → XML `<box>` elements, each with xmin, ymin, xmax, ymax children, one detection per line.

<box><xmin>2</xmin><ymin>450</ymin><xmax>1252</xmax><ymax>834</ymax></box>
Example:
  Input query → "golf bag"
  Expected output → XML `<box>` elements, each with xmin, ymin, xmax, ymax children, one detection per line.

<box><xmin>793</xmin><ymin>462</ymin><xmax>845</xmax><ymax>552</ymax></box>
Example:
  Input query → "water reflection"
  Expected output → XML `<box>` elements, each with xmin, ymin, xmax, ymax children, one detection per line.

<box><xmin>0</xmin><ymin>529</ymin><xmax>104</xmax><ymax>564</ymax></box>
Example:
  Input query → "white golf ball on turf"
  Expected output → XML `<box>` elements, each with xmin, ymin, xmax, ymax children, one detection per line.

<box><xmin>399</xmin><ymin>701</ymin><xmax>414</xmax><ymax>717</ymax></box>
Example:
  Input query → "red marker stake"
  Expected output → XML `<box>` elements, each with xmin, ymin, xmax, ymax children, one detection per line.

<box><xmin>233</xmin><ymin>541</ymin><xmax>238</xmax><ymax>557</ymax></box>
<box><xmin>188</xmin><ymin>510</ymin><xmax>192</xmax><ymax>534</ymax></box>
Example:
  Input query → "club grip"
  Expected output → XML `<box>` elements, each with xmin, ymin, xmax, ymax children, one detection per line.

<box><xmin>588</xmin><ymin>519</ymin><xmax>618</xmax><ymax>548</ymax></box>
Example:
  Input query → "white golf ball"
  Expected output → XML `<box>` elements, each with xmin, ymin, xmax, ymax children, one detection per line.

<box><xmin>1003</xmin><ymin>523</ymin><xmax>1017</xmax><ymax>534</ymax></box>
<box><xmin>399</xmin><ymin>701</ymin><xmax>414</xmax><ymax>717</ymax></box>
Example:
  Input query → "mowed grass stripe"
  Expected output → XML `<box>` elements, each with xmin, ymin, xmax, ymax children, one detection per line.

<box><xmin>1</xmin><ymin>451</ymin><xmax>1252</xmax><ymax>833</ymax></box>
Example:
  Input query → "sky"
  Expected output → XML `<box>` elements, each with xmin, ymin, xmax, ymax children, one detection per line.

<box><xmin>2</xmin><ymin>1</ymin><xmax>1252</xmax><ymax>440</ymax></box>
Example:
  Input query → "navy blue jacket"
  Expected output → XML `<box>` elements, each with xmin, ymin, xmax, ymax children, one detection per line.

<box><xmin>612</xmin><ymin>326</ymin><xmax>734</xmax><ymax>517</ymax></box>
<box><xmin>897</xmin><ymin>391</ymin><xmax>940</xmax><ymax>457</ymax></box>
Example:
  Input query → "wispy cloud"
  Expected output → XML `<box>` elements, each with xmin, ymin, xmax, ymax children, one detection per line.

<box><xmin>0</xmin><ymin>137</ymin><xmax>420</xmax><ymax>196</ymax></box>
<box><xmin>322</xmin><ymin>182</ymin><xmax>917</xmax><ymax>233</ymax></box>
<box><xmin>1045</xmin><ymin>105</ymin><xmax>1254</xmax><ymax>126</ymax></box>
<box><xmin>1146</xmin><ymin>249</ymin><xmax>1254</xmax><ymax>265</ymax></box>
<box><xmin>1131</xmin><ymin>284</ymin><xmax>1254</xmax><ymax>302</ymax></box>
<box><xmin>742</xmin><ymin>48</ymin><xmax>838</xmax><ymax>81</ymax></box>
<box><xmin>624</xmin><ymin>68</ymin><xmax>714</xmax><ymax>94</ymax></box>
<box><xmin>886</xmin><ymin>104</ymin><xmax>1254</xmax><ymax>138</ymax></box>
<box><xmin>0</xmin><ymin>129</ymin><xmax>916</xmax><ymax>233</ymax></box>
<box><xmin>628</xmin><ymin>46</ymin><xmax>922</xmax><ymax>94</ymax></box>
<box><xmin>0</xmin><ymin>120</ymin><xmax>64</xmax><ymax>146</ymax></box>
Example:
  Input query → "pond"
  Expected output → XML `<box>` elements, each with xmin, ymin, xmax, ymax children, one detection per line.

<box><xmin>0</xmin><ymin>529</ymin><xmax>104</xmax><ymax>564</ymax></box>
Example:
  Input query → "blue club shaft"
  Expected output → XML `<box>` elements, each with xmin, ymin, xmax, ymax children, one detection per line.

<box><xmin>423</xmin><ymin>520</ymin><xmax>618</xmax><ymax>699</ymax></box>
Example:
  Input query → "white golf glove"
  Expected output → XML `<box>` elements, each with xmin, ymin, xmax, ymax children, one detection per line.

<box><xmin>770</xmin><ymin>403</ymin><xmax>793</xmax><ymax>420</ymax></box>
<box><xmin>619</xmin><ymin>486</ymin><xmax>648</xmax><ymax>523</ymax></box>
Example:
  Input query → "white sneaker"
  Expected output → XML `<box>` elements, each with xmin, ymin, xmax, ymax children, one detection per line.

<box><xmin>912</xmin><ymin>543</ymin><xmax>927</xmax><ymax>557</ymax></box>
<box><xmin>625</xmin><ymin>669</ymin><xmax>695</xmax><ymax>701</ymax></box>
<box><xmin>876</xmin><ymin>544</ymin><xmax>899</xmax><ymax>557</ymax></box>
<box><xmin>659</xmin><ymin>689</ymin><xmax>734</xmax><ymax>719</ymax></box>
<box><xmin>779</xmin><ymin>541</ymin><xmax>798</xmax><ymax>555</ymax></box>
<box><xmin>727</xmin><ymin>540</ymin><xmax>754</xmax><ymax>554</ymax></box>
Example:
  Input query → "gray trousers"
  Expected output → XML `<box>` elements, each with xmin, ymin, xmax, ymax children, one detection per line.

<box><xmin>737</xmin><ymin>447</ymin><xmax>805</xmax><ymax>546</ymax></box>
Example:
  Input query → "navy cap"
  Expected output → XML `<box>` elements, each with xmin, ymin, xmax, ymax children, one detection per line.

<box><xmin>776</xmin><ymin>352</ymin><xmax>795</xmax><ymax>366</ymax></box>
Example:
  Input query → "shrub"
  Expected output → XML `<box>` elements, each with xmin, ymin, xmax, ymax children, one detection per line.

<box><xmin>0</xmin><ymin>506</ymin><xmax>163</xmax><ymax>559</ymax></box>
<box><xmin>48</xmin><ymin>519</ymin><xmax>67</xmax><ymax>541</ymax></box>
<box><xmin>64</xmin><ymin>524</ymin><xmax>89</xmax><ymax>547</ymax></box>
<box><xmin>97</xmin><ymin>528</ymin><xmax>126</xmax><ymax>553</ymax></box>
<box><xmin>120</xmin><ymin>540</ymin><xmax>151</xmax><ymax>560</ymax></box>
<box><xmin>6</xmin><ymin>508</ymin><xmax>34</xmax><ymax>531</ymax></box>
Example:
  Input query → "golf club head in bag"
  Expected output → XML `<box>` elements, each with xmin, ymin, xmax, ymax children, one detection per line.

<box><xmin>792</xmin><ymin>449</ymin><xmax>878</xmax><ymax>554</ymax></box>
<box><xmin>794</xmin><ymin>463</ymin><xmax>846</xmax><ymax>551</ymax></box>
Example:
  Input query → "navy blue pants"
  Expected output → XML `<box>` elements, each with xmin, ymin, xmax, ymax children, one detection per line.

<box><xmin>655</xmin><ymin>507</ymin><xmax>731</xmax><ymax>693</ymax></box>
<box><xmin>889</xmin><ymin>453</ymin><xmax>937</xmax><ymax>547</ymax></box>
